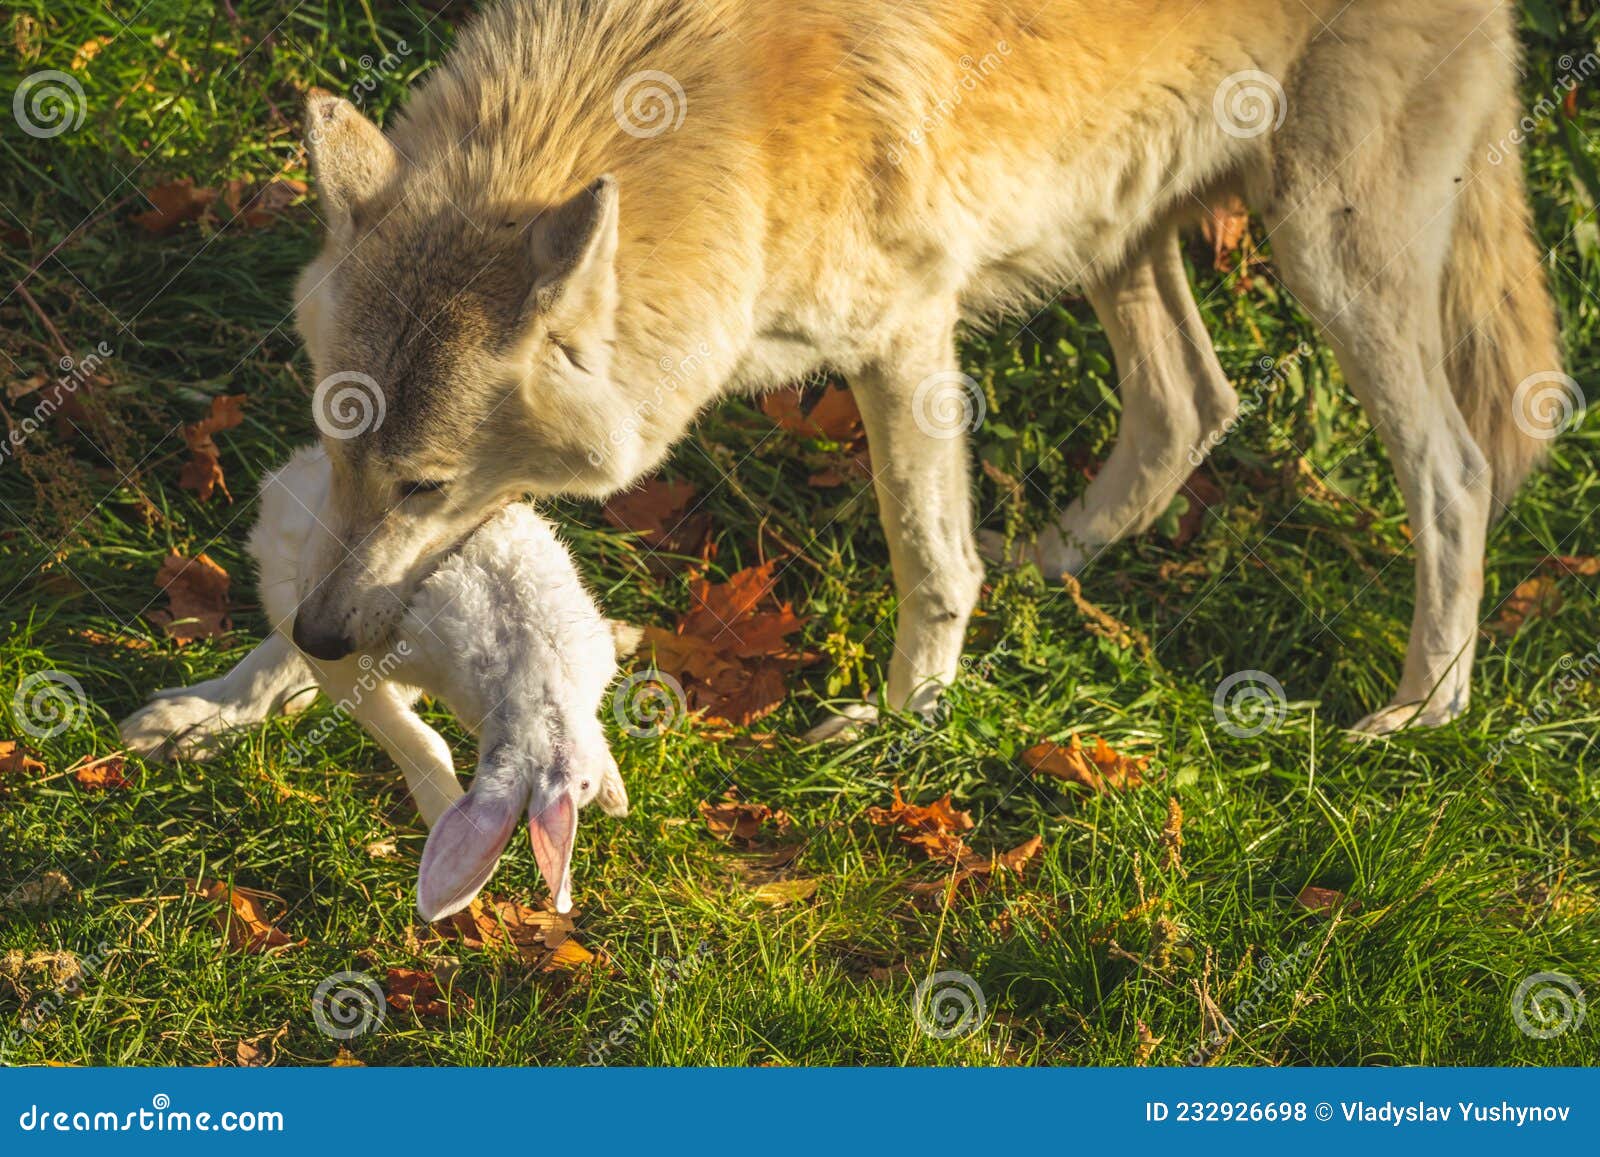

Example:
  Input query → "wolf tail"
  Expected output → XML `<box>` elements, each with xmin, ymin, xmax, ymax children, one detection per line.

<box><xmin>1441</xmin><ymin>104</ymin><xmax>1567</xmax><ymax>515</ymax></box>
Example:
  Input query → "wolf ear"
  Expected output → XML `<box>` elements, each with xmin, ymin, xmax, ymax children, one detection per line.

<box><xmin>304</xmin><ymin>89</ymin><xmax>401</xmax><ymax>231</ymax></box>
<box><xmin>525</xmin><ymin>175</ymin><xmax>619</xmax><ymax>328</ymax></box>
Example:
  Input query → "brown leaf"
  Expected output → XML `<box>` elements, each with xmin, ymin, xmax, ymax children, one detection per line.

<box><xmin>2</xmin><ymin>870</ymin><xmax>72</xmax><ymax>910</ymax></box>
<box><xmin>219</xmin><ymin>177</ymin><xmax>306</xmax><ymax>229</ymax></box>
<box><xmin>642</xmin><ymin>561</ymin><xmax>810</xmax><ymax>726</ymax></box>
<box><xmin>0</xmin><ymin>740</ymin><xmax>45</xmax><ymax>778</ymax></box>
<box><xmin>603</xmin><ymin>477</ymin><xmax>710</xmax><ymax>568</ymax></box>
<box><xmin>1198</xmin><ymin>193</ymin><xmax>1250</xmax><ymax>272</ymax></box>
<box><xmin>761</xmin><ymin>385</ymin><xmax>870</xmax><ymax>487</ymax></box>
<box><xmin>149</xmin><ymin>553</ymin><xmax>231</xmax><ymax>644</ymax></box>
<box><xmin>67</xmin><ymin>628</ymin><xmax>150</xmax><ymax>651</ymax></box>
<box><xmin>1295</xmin><ymin>885</ymin><xmax>1359</xmax><ymax>917</ymax></box>
<box><xmin>192</xmin><ymin>880</ymin><xmax>303</xmax><ymax>954</ymax></box>
<box><xmin>329</xmin><ymin>1047</ymin><xmax>366</xmax><ymax>1067</ymax></box>
<box><xmin>1021</xmin><ymin>734</ymin><xmax>1148</xmax><ymax>795</ymax></box>
<box><xmin>864</xmin><ymin>788</ymin><xmax>1039</xmax><ymax>895</ymax></box>
<box><xmin>699</xmin><ymin>795</ymin><xmax>793</xmax><ymax>846</ymax></box>
<box><xmin>1489</xmin><ymin>576</ymin><xmax>1562</xmax><ymax>637</ymax></box>
<box><xmin>71</xmin><ymin>754</ymin><xmax>133</xmax><ymax>791</ymax></box>
<box><xmin>178</xmin><ymin>394</ymin><xmax>247</xmax><ymax>503</ymax></box>
<box><xmin>436</xmin><ymin>894</ymin><xmax>594</xmax><ymax>970</ymax></box>
<box><xmin>1165</xmin><ymin>469</ymin><xmax>1223</xmax><ymax>549</ymax></box>
<box><xmin>1541</xmin><ymin>555</ymin><xmax>1600</xmax><ymax>577</ymax></box>
<box><xmin>386</xmin><ymin>967</ymin><xmax>472</xmax><ymax>1017</ymax></box>
<box><xmin>131</xmin><ymin>179</ymin><xmax>217</xmax><ymax>235</ymax></box>
<box><xmin>234</xmin><ymin>1025</ymin><xmax>286</xmax><ymax>1067</ymax></box>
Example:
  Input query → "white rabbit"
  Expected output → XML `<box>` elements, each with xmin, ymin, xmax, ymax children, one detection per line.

<box><xmin>120</xmin><ymin>445</ymin><xmax>633</xmax><ymax>920</ymax></box>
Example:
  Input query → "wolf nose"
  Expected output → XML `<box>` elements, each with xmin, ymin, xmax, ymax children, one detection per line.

<box><xmin>291</xmin><ymin>615</ymin><xmax>353</xmax><ymax>661</ymax></box>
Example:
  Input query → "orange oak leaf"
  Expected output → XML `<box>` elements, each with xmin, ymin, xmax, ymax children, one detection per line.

<box><xmin>177</xmin><ymin>394</ymin><xmax>247</xmax><ymax>503</ymax></box>
<box><xmin>1021</xmin><ymin>734</ymin><xmax>1148</xmax><ymax>795</ymax></box>
<box><xmin>131</xmin><ymin>179</ymin><xmax>217</xmax><ymax>235</ymax></box>
<box><xmin>149</xmin><ymin>552</ymin><xmax>231</xmax><ymax>644</ymax></box>
<box><xmin>192</xmin><ymin>880</ymin><xmax>303</xmax><ymax>954</ymax></box>
<box><xmin>386</xmin><ymin>967</ymin><xmax>472</xmax><ymax>1017</ymax></box>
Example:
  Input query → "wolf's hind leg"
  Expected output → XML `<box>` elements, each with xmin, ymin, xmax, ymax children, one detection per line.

<box><xmin>986</xmin><ymin>224</ymin><xmax>1238</xmax><ymax>577</ymax></box>
<box><xmin>119</xmin><ymin>633</ymin><xmax>317</xmax><ymax>760</ymax></box>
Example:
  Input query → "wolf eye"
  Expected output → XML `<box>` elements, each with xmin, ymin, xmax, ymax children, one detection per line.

<box><xmin>397</xmin><ymin>479</ymin><xmax>448</xmax><ymax>500</ymax></box>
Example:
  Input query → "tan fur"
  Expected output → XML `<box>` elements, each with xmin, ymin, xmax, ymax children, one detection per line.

<box><xmin>275</xmin><ymin>0</ymin><xmax>1559</xmax><ymax>736</ymax></box>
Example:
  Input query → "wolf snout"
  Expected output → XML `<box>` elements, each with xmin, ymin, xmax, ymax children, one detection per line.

<box><xmin>291</xmin><ymin>613</ymin><xmax>354</xmax><ymax>661</ymax></box>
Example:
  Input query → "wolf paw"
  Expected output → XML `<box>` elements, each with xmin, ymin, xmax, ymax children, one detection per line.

<box><xmin>1346</xmin><ymin>699</ymin><xmax>1465</xmax><ymax>738</ymax></box>
<box><xmin>976</xmin><ymin>529</ymin><xmax>1087</xmax><ymax>580</ymax></box>
<box><xmin>118</xmin><ymin>691</ymin><xmax>242</xmax><ymax>761</ymax></box>
<box><xmin>803</xmin><ymin>701</ymin><xmax>880</xmax><ymax>744</ymax></box>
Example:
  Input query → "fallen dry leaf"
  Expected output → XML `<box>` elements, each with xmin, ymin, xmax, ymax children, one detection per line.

<box><xmin>761</xmin><ymin>384</ymin><xmax>871</xmax><ymax>487</ymax></box>
<box><xmin>329</xmin><ymin>1047</ymin><xmax>365</xmax><ymax>1067</ymax></box>
<box><xmin>1021</xmin><ymin>734</ymin><xmax>1149</xmax><ymax>795</ymax></box>
<box><xmin>386</xmin><ymin>967</ymin><xmax>472</xmax><ymax>1017</ymax></box>
<box><xmin>699</xmin><ymin>794</ymin><xmax>793</xmax><ymax>846</ymax></box>
<box><xmin>1295</xmin><ymin>885</ymin><xmax>1359</xmax><ymax>917</ymax></box>
<box><xmin>1198</xmin><ymin>192</ymin><xmax>1251</xmax><ymax>272</ymax></box>
<box><xmin>2</xmin><ymin>870</ymin><xmax>73</xmax><ymax>910</ymax></box>
<box><xmin>234</xmin><ymin>1025</ymin><xmax>286</xmax><ymax>1068</ymax></box>
<box><xmin>0</xmin><ymin>739</ymin><xmax>46</xmax><ymax>778</ymax></box>
<box><xmin>192</xmin><ymin>880</ymin><xmax>303</xmax><ymax>954</ymax></box>
<box><xmin>603</xmin><ymin>477</ymin><xmax>709</xmax><ymax>564</ymax></box>
<box><xmin>365</xmin><ymin>838</ymin><xmax>398</xmax><ymax>860</ymax></box>
<box><xmin>149</xmin><ymin>552</ymin><xmax>231</xmax><ymax>644</ymax></box>
<box><xmin>219</xmin><ymin>177</ymin><xmax>306</xmax><ymax>229</ymax></box>
<box><xmin>1488</xmin><ymin>576</ymin><xmax>1562</xmax><ymax>637</ymax></box>
<box><xmin>71</xmin><ymin>753</ymin><xmax>133</xmax><ymax>792</ymax></box>
<box><xmin>1164</xmin><ymin>469</ymin><xmax>1223</xmax><ymax>549</ymax></box>
<box><xmin>866</xmin><ymin>788</ymin><xmax>1041</xmax><ymax>895</ymax></box>
<box><xmin>641</xmin><ymin>561</ymin><xmax>810</xmax><ymax>726</ymax></box>
<box><xmin>1541</xmin><ymin>555</ymin><xmax>1599</xmax><ymax>578</ymax></box>
<box><xmin>131</xmin><ymin>179</ymin><xmax>217</xmax><ymax>235</ymax></box>
<box><xmin>69</xmin><ymin>36</ymin><xmax>110</xmax><ymax>71</ymax></box>
<box><xmin>177</xmin><ymin>394</ymin><xmax>246</xmax><ymax>503</ymax></box>
<box><xmin>436</xmin><ymin>894</ymin><xmax>595</xmax><ymax>971</ymax></box>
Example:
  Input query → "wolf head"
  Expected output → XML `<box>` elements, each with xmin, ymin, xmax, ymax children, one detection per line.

<box><xmin>288</xmin><ymin>91</ymin><xmax>639</xmax><ymax>658</ymax></box>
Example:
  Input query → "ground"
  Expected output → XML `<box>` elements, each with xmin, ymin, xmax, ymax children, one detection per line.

<box><xmin>1</xmin><ymin>1</ymin><xmax>1597</xmax><ymax>1066</ymax></box>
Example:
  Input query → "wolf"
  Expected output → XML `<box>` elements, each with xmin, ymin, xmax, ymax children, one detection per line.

<box><xmin>140</xmin><ymin>0</ymin><xmax>1564</xmax><ymax>749</ymax></box>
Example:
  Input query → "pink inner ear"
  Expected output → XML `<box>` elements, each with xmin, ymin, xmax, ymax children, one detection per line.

<box><xmin>528</xmin><ymin>794</ymin><xmax>577</xmax><ymax>914</ymax></box>
<box><xmin>416</xmin><ymin>790</ymin><xmax>523</xmax><ymax>922</ymax></box>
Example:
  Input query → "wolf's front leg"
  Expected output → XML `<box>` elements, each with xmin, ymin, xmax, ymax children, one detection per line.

<box><xmin>119</xmin><ymin>633</ymin><xmax>317</xmax><ymax>760</ymax></box>
<box><xmin>809</xmin><ymin>306</ymin><xmax>983</xmax><ymax>740</ymax></box>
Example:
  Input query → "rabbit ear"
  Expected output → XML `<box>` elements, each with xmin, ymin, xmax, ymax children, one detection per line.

<box><xmin>527</xmin><ymin>791</ymin><xmax>578</xmax><ymax>914</ymax></box>
<box><xmin>416</xmin><ymin>788</ymin><xmax>523</xmax><ymax>922</ymax></box>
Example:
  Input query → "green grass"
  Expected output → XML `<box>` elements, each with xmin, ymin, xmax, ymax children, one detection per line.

<box><xmin>2</xmin><ymin>1</ymin><xmax>1598</xmax><ymax>1067</ymax></box>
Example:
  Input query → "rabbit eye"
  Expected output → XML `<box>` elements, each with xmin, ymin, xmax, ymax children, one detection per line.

<box><xmin>580</xmin><ymin>779</ymin><xmax>592</xmax><ymax>793</ymax></box>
